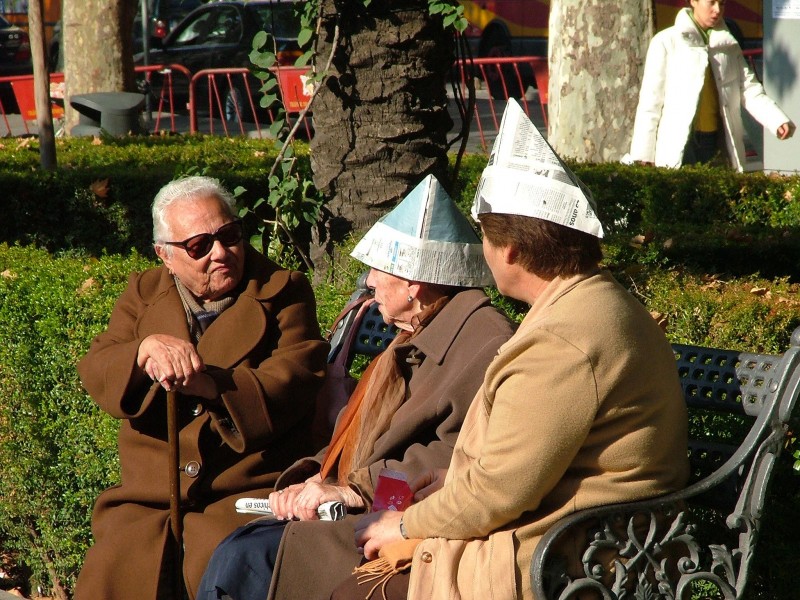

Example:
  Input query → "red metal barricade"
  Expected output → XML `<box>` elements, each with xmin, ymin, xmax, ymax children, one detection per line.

<box><xmin>135</xmin><ymin>63</ymin><xmax>193</xmax><ymax>134</ymax></box>
<box><xmin>187</xmin><ymin>66</ymin><xmax>312</xmax><ymax>139</ymax></box>
<box><xmin>452</xmin><ymin>55</ymin><xmax>549</xmax><ymax>152</ymax></box>
<box><xmin>2</xmin><ymin>56</ymin><xmax>548</xmax><ymax>146</ymax></box>
<box><xmin>0</xmin><ymin>72</ymin><xmax>65</xmax><ymax>136</ymax></box>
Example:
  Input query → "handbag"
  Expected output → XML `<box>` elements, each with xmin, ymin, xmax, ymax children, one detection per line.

<box><xmin>311</xmin><ymin>295</ymin><xmax>375</xmax><ymax>450</ymax></box>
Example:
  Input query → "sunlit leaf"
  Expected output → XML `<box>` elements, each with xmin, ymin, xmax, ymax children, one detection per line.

<box><xmin>252</xmin><ymin>31</ymin><xmax>268</xmax><ymax>49</ymax></box>
<box><xmin>298</xmin><ymin>28</ymin><xmax>313</xmax><ymax>48</ymax></box>
<box><xmin>296</xmin><ymin>50</ymin><xmax>314</xmax><ymax>67</ymax></box>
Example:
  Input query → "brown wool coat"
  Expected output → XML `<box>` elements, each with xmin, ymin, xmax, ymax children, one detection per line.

<box><xmin>267</xmin><ymin>289</ymin><xmax>516</xmax><ymax>600</ymax></box>
<box><xmin>74</xmin><ymin>246</ymin><xmax>328</xmax><ymax>600</ymax></box>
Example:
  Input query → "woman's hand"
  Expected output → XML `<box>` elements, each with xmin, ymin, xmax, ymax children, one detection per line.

<box><xmin>268</xmin><ymin>483</ymin><xmax>307</xmax><ymax>519</ymax></box>
<box><xmin>354</xmin><ymin>510</ymin><xmax>405</xmax><ymax>560</ymax></box>
<box><xmin>411</xmin><ymin>468</ymin><xmax>447</xmax><ymax>502</ymax></box>
<box><xmin>777</xmin><ymin>121</ymin><xmax>796</xmax><ymax>140</ymax></box>
<box><xmin>269</xmin><ymin>481</ymin><xmax>365</xmax><ymax>521</ymax></box>
<box><xmin>138</xmin><ymin>334</ymin><xmax>205</xmax><ymax>392</ymax></box>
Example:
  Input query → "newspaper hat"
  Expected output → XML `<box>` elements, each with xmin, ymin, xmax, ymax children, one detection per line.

<box><xmin>350</xmin><ymin>175</ymin><xmax>494</xmax><ymax>287</ymax></box>
<box><xmin>471</xmin><ymin>99</ymin><xmax>604</xmax><ymax>238</ymax></box>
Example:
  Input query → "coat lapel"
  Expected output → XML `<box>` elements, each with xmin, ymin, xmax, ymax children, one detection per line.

<box><xmin>197</xmin><ymin>246</ymin><xmax>290</xmax><ymax>368</ymax></box>
<box><xmin>197</xmin><ymin>297</ymin><xmax>268</xmax><ymax>368</ymax></box>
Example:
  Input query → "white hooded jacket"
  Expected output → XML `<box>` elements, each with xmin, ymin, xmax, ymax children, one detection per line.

<box><xmin>627</xmin><ymin>8</ymin><xmax>789</xmax><ymax>171</ymax></box>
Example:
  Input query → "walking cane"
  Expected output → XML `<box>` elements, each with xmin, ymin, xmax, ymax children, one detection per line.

<box><xmin>167</xmin><ymin>390</ymin><xmax>184</xmax><ymax>599</ymax></box>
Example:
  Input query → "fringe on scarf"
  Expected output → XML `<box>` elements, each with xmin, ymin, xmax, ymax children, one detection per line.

<box><xmin>352</xmin><ymin>539</ymin><xmax>419</xmax><ymax>600</ymax></box>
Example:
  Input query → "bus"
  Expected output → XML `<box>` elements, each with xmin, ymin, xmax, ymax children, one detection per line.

<box><xmin>1</xmin><ymin>0</ymin><xmax>60</xmax><ymax>45</ymax></box>
<box><xmin>461</xmin><ymin>0</ymin><xmax>764</xmax><ymax>60</ymax></box>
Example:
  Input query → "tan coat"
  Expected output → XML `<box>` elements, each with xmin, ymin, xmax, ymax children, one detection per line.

<box><xmin>403</xmin><ymin>269</ymin><xmax>690</xmax><ymax>600</ymax></box>
<box><xmin>268</xmin><ymin>289</ymin><xmax>516</xmax><ymax>600</ymax></box>
<box><xmin>74</xmin><ymin>246</ymin><xmax>328</xmax><ymax>600</ymax></box>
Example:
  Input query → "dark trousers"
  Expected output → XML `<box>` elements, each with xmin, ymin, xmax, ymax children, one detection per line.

<box><xmin>330</xmin><ymin>568</ymin><xmax>411</xmax><ymax>600</ymax></box>
<box><xmin>198</xmin><ymin>519</ymin><xmax>288</xmax><ymax>600</ymax></box>
<box><xmin>682</xmin><ymin>130</ymin><xmax>720</xmax><ymax>166</ymax></box>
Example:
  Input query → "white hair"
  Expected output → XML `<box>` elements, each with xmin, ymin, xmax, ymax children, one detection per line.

<box><xmin>152</xmin><ymin>176</ymin><xmax>237</xmax><ymax>247</ymax></box>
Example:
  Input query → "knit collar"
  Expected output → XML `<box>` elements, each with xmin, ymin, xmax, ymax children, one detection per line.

<box><xmin>174</xmin><ymin>277</ymin><xmax>236</xmax><ymax>343</ymax></box>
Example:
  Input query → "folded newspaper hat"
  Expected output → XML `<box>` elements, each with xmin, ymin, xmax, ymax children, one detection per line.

<box><xmin>351</xmin><ymin>175</ymin><xmax>494</xmax><ymax>287</ymax></box>
<box><xmin>471</xmin><ymin>99</ymin><xmax>604</xmax><ymax>238</ymax></box>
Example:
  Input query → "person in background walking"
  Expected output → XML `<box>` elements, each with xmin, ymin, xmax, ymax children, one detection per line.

<box><xmin>627</xmin><ymin>0</ymin><xmax>795</xmax><ymax>171</ymax></box>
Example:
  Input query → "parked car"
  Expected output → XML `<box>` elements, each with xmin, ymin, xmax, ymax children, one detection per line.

<box><xmin>136</xmin><ymin>0</ymin><xmax>301</xmax><ymax>121</ymax></box>
<box><xmin>48</xmin><ymin>0</ymin><xmax>206</xmax><ymax>72</ymax></box>
<box><xmin>0</xmin><ymin>15</ymin><xmax>31</xmax><ymax>113</ymax></box>
<box><xmin>135</xmin><ymin>0</ymin><xmax>207</xmax><ymax>51</ymax></box>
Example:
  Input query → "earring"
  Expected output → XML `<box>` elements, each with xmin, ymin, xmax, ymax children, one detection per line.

<box><xmin>407</xmin><ymin>295</ymin><xmax>413</xmax><ymax>303</ymax></box>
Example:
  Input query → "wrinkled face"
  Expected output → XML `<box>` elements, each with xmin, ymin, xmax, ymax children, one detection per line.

<box><xmin>690</xmin><ymin>0</ymin><xmax>724</xmax><ymax>29</ymax></box>
<box><xmin>365</xmin><ymin>268</ymin><xmax>417</xmax><ymax>330</ymax></box>
<box><xmin>155</xmin><ymin>195</ymin><xmax>245</xmax><ymax>301</ymax></box>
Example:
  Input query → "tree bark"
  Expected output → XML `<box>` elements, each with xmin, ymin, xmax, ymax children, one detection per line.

<box><xmin>62</xmin><ymin>0</ymin><xmax>137</xmax><ymax>131</ymax></box>
<box><xmin>308</xmin><ymin>0</ymin><xmax>455</xmax><ymax>281</ymax></box>
<box><xmin>548</xmin><ymin>0</ymin><xmax>654</xmax><ymax>163</ymax></box>
<box><xmin>28</xmin><ymin>0</ymin><xmax>56</xmax><ymax>170</ymax></box>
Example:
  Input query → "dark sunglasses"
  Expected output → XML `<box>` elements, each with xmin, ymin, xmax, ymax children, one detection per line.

<box><xmin>163</xmin><ymin>220</ymin><xmax>244</xmax><ymax>260</ymax></box>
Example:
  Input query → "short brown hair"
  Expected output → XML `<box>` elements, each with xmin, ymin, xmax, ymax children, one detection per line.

<box><xmin>479</xmin><ymin>213</ymin><xmax>602</xmax><ymax>280</ymax></box>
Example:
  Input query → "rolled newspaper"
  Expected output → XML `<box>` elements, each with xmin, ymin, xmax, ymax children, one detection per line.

<box><xmin>234</xmin><ymin>497</ymin><xmax>347</xmax><ymax>521</ymax></box>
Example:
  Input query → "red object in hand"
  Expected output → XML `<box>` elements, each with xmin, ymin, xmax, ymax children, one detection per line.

<box><xmin>372</xmin><ymin>469</ymin><xmax>413</xmax><ymax>512</ymax></box>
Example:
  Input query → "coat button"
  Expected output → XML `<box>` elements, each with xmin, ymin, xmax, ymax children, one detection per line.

<box><xmin>184</xmin><ymin>461</ymin><xmax>201</xmax><ymax>478</ymax></box>
<box><xmin>421</xmin><ymin>552</ymin><xmax>433</xmax><ymax>563</ymax></box>
<box><xmin>192</xmin><ymin>403</ymin><xmax>204</xmax><ymax>416</ymax></box>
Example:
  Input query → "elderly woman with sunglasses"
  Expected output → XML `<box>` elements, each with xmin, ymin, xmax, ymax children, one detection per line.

<box><xmin>73</xmin><ymin>176</ymin><xmax>328</xmax><ymax>600</ymax></box>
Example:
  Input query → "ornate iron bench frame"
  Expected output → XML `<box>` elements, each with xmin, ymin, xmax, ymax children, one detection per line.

<box><xmin>530</xmin><ymin>328</ymin><xmax>800</xmax><ymax>600</ymax></box>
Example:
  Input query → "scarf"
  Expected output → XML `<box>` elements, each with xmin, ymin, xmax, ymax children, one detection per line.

<box><xmin>174</xmin><ymin>277</ymin><xmax>236</xmax><ymax>343</ymax></box>
<box><xmin>319</xmin><ymin>295</ymin><xmax>451</xmax><ymax>486</ymax></box>
<box><xmin>353</xmin><ymin>538</ymin><xmax>422</xmax><ymax>600</ymax></box>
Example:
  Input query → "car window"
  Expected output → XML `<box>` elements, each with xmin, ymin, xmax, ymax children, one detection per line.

<box><xmin>166</xmin><ymin>0</ymin><xmax>204</xmax><ymax>11</ymax></box>
<box><xmin>173</xmin><ymin>11</ymin><xmax>216</xmax><ymax>46</ymax></box>
<box><xmin>172</xmin><ymin>6</ymin><xmax>242</xmax><ymax>47</ymax></box>
<box><xmin>205</xmin><ymin>7</ymin><xmax>242</xmax><ymax>45</ymax></box>
<box><xmin>251</xmin><ymin>4</ymin><xmax>300</xmax><ymax>38</ymax></box>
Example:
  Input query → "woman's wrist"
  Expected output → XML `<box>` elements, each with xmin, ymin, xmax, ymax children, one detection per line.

<box><xmin>399</xmin><ymin>515</ymin><xmax>409</xmax><ymax>539</ymax></box>
<box><xmin>337</xmin><ymin>485</ymin><xmax>366</xmax><ymax>509</ymax></box>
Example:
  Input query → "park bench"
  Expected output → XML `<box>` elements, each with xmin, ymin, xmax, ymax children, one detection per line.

<box><xmin>325</xmin><ymin>279</ymin><xmax>800</xmax><ymax>599</ymax></box>
<box><xmin>531</xmin><ymin>329</ymin><xmax>800</xmax><ymax>599</ymax></box>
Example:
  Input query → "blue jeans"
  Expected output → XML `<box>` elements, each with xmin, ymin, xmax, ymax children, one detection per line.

<box><xmin>198</xmin><ymin>519</ymin><xmax>289</xmax><ymax>600</ymax></box>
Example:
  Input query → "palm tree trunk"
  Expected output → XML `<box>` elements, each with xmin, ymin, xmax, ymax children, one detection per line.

<box><xmin>309</xmin><ymin>0</ymin><xmax>455</xmax><ymax>280</ymax></box>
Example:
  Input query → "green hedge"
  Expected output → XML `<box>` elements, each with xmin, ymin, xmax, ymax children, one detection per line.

<box><xmin>3</xmin><ymin>139</ymin><xmax>800</xmax><ymax>280</ymax></box>
<box><xmin>2</xmin><ymin>138</ymin><xmax>800</xmax><ymax>597</ymax></box>
<box><xmin>0</xmin><ymin>246</ymin><xmax>154</xmax><ymax>594</ymax></box>
<box><xmin>0</xmin><ymin>136</ymin><xmax>311</xmax><ymax>256</ymax></box>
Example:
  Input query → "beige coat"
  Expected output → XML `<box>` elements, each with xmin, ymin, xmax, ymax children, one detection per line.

<box><xmin>403</xmin><ymin>269</ymin><xmax>690</xmax><ymax>600</ymax></box>
<box><xmin>74</xmin><ymin>246</ymin><xmax>328</xmax><ymax>600</ymax></box>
